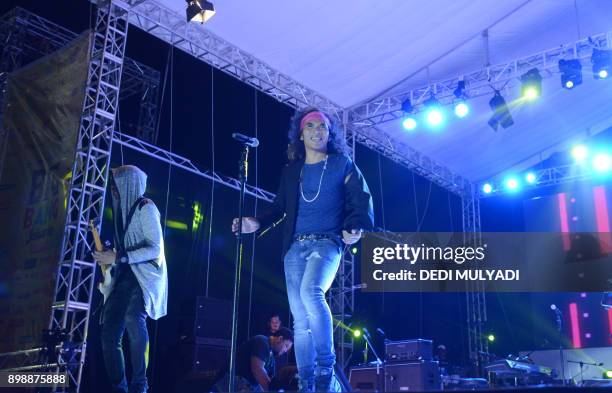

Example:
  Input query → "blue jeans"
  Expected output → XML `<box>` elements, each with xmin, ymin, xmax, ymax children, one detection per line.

<box><xmin>101</xmin><ymin>266</ymin><xmax>149</xmax><ymax>393</ymax></box>
<box><xmin>284</xmin><ymin>238</ymin><xmax>341</xmax><ymax>381</ymax></box>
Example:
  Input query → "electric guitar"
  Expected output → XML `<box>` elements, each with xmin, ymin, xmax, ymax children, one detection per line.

<box><xmin>89</xmin><ymin>220</ymin><xmax>115</xmax><ymax>303</ymax></box>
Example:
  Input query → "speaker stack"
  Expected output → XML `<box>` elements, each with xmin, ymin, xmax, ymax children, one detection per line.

<box><xmin>179</xmin><ymin>297</ymin><xmax>232</xmax><ymax>377</ymax></box>
<box><xmin>349</xmin><ymin>339</ymin><xmax>442</xmax><ymax>392</ymax></box>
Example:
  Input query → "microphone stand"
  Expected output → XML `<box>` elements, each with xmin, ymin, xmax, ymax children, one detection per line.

<box><xmin>228</xmin><ymin>144</ymin><xmax>250</xmax><ymax>392</ymax></box>
<box><xmin>554</xmin><ymin>309</ymin><xmax>566</xmax><ymax>386</ymax></box>
<box><xmin>567</xmin><ymin>359</ymin><xmax>602</xmax><ymax>385</ymax></box>
<box><xmin>362</xmin><ymin>329</ymin><xmax>383</xmax><ymax>390</ymax></box>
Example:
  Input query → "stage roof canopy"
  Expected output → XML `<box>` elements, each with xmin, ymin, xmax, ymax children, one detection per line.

<box><xmin>137</xmin><ymin>0</ymin><xmax>612</xmax><ymax>183</ymax></box>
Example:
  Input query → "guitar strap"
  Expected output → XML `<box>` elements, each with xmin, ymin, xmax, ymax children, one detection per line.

<box><xmin>118</xmin><ymin>196</ymin><xmax>146</xmax><ymax>256</ymax></box>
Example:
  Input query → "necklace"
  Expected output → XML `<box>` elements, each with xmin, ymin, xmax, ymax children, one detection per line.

<box><xmin>300</xmin><ymin>155</ymin><xmax>328</xmax><ymax>203</ymax></box>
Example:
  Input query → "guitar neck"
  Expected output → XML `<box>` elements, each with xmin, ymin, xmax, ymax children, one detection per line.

<box><xmin>89</xmin><ymin>221</ymin><xmax>104</xmax><ymax>252</ymax></box>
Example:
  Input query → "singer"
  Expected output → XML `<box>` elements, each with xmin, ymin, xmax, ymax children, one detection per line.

<box><xmin>232</xmin><ymin>108</ymin><xmax>374</xmax><ymax>392</ymax></box>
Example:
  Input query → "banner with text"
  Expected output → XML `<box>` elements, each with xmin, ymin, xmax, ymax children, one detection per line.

<box><xmin>0</xmin><ymin>33</ymin><xmax>90</xmax><ymax>352</ymax></box>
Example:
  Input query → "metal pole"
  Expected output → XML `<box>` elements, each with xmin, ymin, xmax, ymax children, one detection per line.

<box><xmin>229</xmin><ymin>145</ymin><xmax>250</xmax><ymax>392</ymax></box>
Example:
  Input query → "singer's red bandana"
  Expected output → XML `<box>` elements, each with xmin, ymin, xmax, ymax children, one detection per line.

<box><xmin>300</xmin><ymin>111</ymin><xmax>331</xmax><ymax>131</ymax></box>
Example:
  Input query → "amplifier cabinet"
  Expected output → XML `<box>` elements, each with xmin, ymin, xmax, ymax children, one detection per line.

<box><xmin>385</xmin><ymin>339</ymin><xmax>433</xmax><ymax>362</ymax></box>
<box><xmin>349</xmin><ymin>365</ymin><xmax>385</xmax><ymax>392</ymax></box>
<box><xmin>384</xmin><ymin>361</ymin><xmax>442</xmax><ymax>391</ymax></box>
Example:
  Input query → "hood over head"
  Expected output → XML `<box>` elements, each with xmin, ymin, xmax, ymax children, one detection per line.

<box><xmin>110</xmin><ymin>165</ymin><xmax>147</xmax><ymax>226</ymax></box>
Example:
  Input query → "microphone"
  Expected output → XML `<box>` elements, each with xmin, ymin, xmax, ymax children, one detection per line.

<box><xmin>362</xmin><ymin>328</ymin><xmax>372</xmax><ymax>338</ymax></box>
<box><xmin>551</xmin><ymin>304</ymin><xmax>562</xmax><ymax>329</ymax></box>
<box><xmin>550</xmin><ymin>304</ymin><xmax>562</xmax><ymax>314</ymax></box>
<box><xmin>376</xmin><ymin>328</ymin><xmax>386</xmax><ymax>337</ymax></box>
<box><xmin>232</xmin><ymin>132</ymin><xmax>259</xmax><ymax>147</ymax></box>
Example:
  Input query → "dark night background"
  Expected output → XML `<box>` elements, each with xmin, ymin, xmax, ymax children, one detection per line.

<box><xmin>2</xmin><ymin>1</ymin><xmax>611</xmax><ymax>392</ymax></box>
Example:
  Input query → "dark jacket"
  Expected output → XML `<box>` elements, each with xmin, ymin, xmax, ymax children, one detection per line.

<box><xmin>257</xmin><ymin>154</ymin><xmax>374</xmax><ymax>258</ymax></box>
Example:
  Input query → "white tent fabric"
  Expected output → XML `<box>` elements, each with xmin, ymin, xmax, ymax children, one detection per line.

<box><xmin>157</xmin><ymin>0</ymin><xmax>612</xmax><ymax>181</ymax></box>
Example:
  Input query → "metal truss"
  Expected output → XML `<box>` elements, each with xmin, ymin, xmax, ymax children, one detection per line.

<box><xmin>328</xmin><ymin>250</ymin><xmax>356</xmax><ymax>371</ymax></box>
<box><xmin>0</xmin><ymin>72</ymin><xmax>8</xmax><ymax>180</ymax></box>
<box><xmin>135</xmin><ymin>80</ymin><xmax>160</xmax><ymax>143</ymax></box>
<box><xmin>349</xmin><ymin>124</ymin><xmax>470</xmax><ymax>196</ymax></box>
<box><xmin>461</xmin><ymin>186</ymin><xmax>488</xmax><ymax>376</ymax></box>
<box><xmin>0</xmin><ymin>348</ymin><xmax>46</xmax><ymax>371</ymax></box>
<box><xmin>349</xmin><ymin>31</ymin><xmax>612</xmax><ymax>126</ymax></box>
<box><xmin>49</xmin><ymin>2</ymin><xmax>130</xmax><ymax>391</ymax></box>
<box><xmin>112</xmin><ymin>131</ymin><xmax>275</xmax><ymax>202</ymax></box>
<box><xmin>0</xmin><ymin>9</ymin><xmax>26</xmax><ymax>73</ymax></box>
<box><xmin>0</xmin><ymin>7</ymin><xmax>161</xmax><ymax>142</ymax></box>
<box><xmin>124</xmin><ymin>0</ymin><xmax>343</xmax><ymax>118</ymax></box>
<box><xmin>478</xmin><ymin>164</ymin><xmax>601</xmax><ymax>197</ymax></box>
<box><xmin>119</xmin><ymin>0</ymin><xmax>469</xmax><ymax>196</ymax></box>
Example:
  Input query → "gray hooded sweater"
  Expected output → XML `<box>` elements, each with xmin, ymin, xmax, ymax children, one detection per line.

<box><xmin>111</xmin><ymin>165</ymin><xmax>168</xmax><ymax>320</ymax></box>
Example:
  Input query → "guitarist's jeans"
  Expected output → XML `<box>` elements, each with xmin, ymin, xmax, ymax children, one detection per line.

<box><xmin>101</xmin><ymin>266</ymin><xmax>149</xmax><ymax>393</ymax></box>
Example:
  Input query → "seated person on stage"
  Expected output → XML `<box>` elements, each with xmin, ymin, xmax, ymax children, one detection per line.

<box><xmin>268</xmin><ymin>314</ymin><xmax>282</xmax><ymax>335</ymax></box>
<box><xmin>216</xmin><ymin>327</ymin><xmax>293</xmax><ymax>392</ymax></box>
<box><xmin>266</xmin><ymin>314</ymin><xmax>294</xmax><ymax>374</ymax></box>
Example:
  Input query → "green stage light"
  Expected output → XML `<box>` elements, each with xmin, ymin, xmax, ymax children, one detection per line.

<box><xmin>487</xmin><ymin>334</ymin><xmax>495</xmax><ymax>342</ymax></box>
<box><xmin>192</xmin><ymin>201</ymin><xmax>203</xmax><ymax>232</ymax></box>
<box><xmin>520</xmin><ymin>68</ymin><xmax>542</xmax><ymax>100</ymax></box>
<box><xmin>353</xmin><ymin>329</ymin><xmax>362</xmax><ymax>338</ymax></box>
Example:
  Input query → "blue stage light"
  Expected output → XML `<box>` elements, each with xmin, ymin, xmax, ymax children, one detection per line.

<box><xmin>505</xmin><ymin>177</ymin><xmax>520</xmax><ymax>191</ymax></box>
<box><xmin>571</xmin><ymin>145</ymin><xmax>588</xmax><ymax>163</ymax></box>
<box><xmin>525</xmin><ymin>172</ymin><xmax>536</xmax><ymax>184</ymax></box>
<box><xmin>402</xmin><ymin>117</ymin><xmax>417</xmax><ymax>130</ymax></box>
<box><xmin>423</xmin><ymin>96</ymin><xmax>444</xmax><ymax>128</ymax></box>
<box><xmin>593</xmin><ymin>153</ymin><xmax>612</xmax><ymax>173</ymax></box>
<box><xmin>482</xmin><ymin>183</ymin><xmax>493</xmax><ymax>194</ymax></box>
<box><xmin>426</xmin><ymin>108</ymin><xmax>443</xmax><ymax>126</ymax></box>
<box><xmin>454</xmin><ymin>102</ymin><xmax>469</xmax><ymax>118</ymax></box>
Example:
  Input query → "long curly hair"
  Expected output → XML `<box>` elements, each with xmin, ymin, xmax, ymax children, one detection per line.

<box><xmin>286</xmin><ymin>107</ymin><xmax>348</xmax><ymax>161</ymax></box>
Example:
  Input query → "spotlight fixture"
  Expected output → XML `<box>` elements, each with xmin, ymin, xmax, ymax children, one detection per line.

<box><xmin>401</xmin><ymin>98</ymin><xmax>417</xmax><ymax>130</ymax></box>
<box><xmin>593</xmin><ymin>153</ymin><xmax>612</xmax><ymax>173</ymax></box>
<box><xmin>525</xmin><ymin>172</ymin><xmax>537</xmax><ymax>184</ymax></box>
<box><xmin>487</xmin><ymin>334</ymin><xmax>496</xmax><ymax>342</ymax></box>
<box><xmin>505</xmin><ymin>177</ymin><xmax>519</xmax><ymax>191</ymax></box>
<box><xmin>571</xmin><ymin>144</ymin><xmax>588</xmax><ymax>163</ymax></box>
<box><xmin>482</xmin><ymin>183</ymin><xmax>493</xmax><ymax>194</ymax></box>
<box><xmin>401</xmin><ymin>98</ymin><xmax>413</xmax><ymax>113</ymax></box>
<box><xmin>186</xmin><ymin>0</ymin><xmax>216</xmax><ymax>23</ymax></box>
<box><xmin>488</xmin><ymin>91</ymin><xmax>513</xmax><ymax>131</ymax></box>
<box><xmin>452</xmin><ymin>80</ymin><xmax>470</xmax><ymax>118</ymax></box>
<box><xmin>424</xmin><ymin>96</ymin><xmax>444</xmax><ymax>127</ymax></box>
<box><xmin>558</xmin><ymin>59</ymin><xmax>582</xmax><ymax>89</ymax></box>
<box><xmin>520</xmin><ymin>68</ymin><xmax>542</xmax><ymax>100</ymax></box>
<box><xmin>402</xmin><ymin>117</ymin><xmax>417</xmax><ymax>130</ymax></box>
<box><xmin>453</xmin><ymin>80</ymin><xmax>466</xmax><ymax>98</ymax></box>
<box><xmin>454</xmin><ymin>101</ymin><xmax>469</xmax><ymax>118</ymax></box>
<box><xmin>592</xmin><ymin>48</ymin><xmax>611</xmax><ymax>79</ymax></box>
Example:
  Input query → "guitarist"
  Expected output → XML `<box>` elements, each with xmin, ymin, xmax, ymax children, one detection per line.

<box><xmin>92</xmin><ymin>165</ymin><xmax>168</xmax><ymax>393</ymax></box>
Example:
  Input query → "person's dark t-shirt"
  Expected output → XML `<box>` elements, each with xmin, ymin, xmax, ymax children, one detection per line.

<box><xmin>236</xmin><ymin>335</ymin><xmax>274</xmax><ymax>386</ymax></box>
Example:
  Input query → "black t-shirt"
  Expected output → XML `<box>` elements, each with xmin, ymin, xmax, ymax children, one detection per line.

<box><xmin>237</xmin><ymin>335</ymin><xmax>274</xmax><ymax>385</ymax></box>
